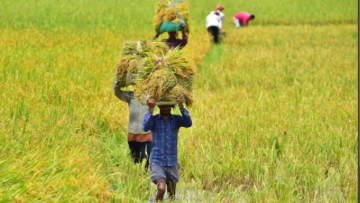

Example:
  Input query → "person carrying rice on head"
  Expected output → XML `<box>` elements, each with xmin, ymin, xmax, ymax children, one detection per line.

<box><xmin>153</xmin><ymin>0</ymin><xmax>189</xmax><ymax>50</ymax></box>
<box><xmin>113</xmin><ymin>41</ymin><xmax>170</xmax><ymax>172</ymax></box>
<box><xmin>113</xmin><ymin>76</ymin><xmax>153</xmax><ymax>172</ymax></box>
<box><xmin>152</xmin><ymin>21</ymin><xmax>188</xmax><ymax>50</ymax></box>
<box><xmin>143</xmin><ymin>96</ymin><xmax>192</xmax><ymax>201</ymax></box>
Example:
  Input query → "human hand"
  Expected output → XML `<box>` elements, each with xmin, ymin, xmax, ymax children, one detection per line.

<box><xmin>180</xmin><ymin>22</ymin><xmax>185</xmax><ymax>31</ymax></box>
<box><xmin>177</xmin><ymin>95</ymin><xmax>183</xmax><ymax>108</ymax></box>
<box><xmin>147</xmin><ymin>98</ymin><xmax>156</xmax><ymax>112</ymax></box>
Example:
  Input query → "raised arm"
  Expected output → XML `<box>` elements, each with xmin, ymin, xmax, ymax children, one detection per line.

<box><xmin>152</xmin><ymin>34</ymin><xmax>160</xmax><ymax>41</ymax></box>
<box><xmin>113</xmin><ymin>74</ymin><xmax>132</xmax><ymax>103</ymax></box>
<box><xmin>176</xmin><ymin>96</ymin><xmax>192</xmax><ymax>128</ymax></box>
<box><xmin>142</xmin><ymin>98</ymin><xmax>157</xmax><ymax>131</ymax></box>
<box><xmin>177</xmin><ymin>107</ymin><xmax>192</xmax><ymax>127</ymax></box>
<box><xmin>180</xmin><ymin>22</ymin><xmax>188</xmax><ymax>47</ymax></box>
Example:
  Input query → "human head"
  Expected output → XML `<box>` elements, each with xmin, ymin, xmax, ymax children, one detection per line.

<box><xmin>213</xmin><ymin>10</ymin><xmax>220</xmax><ymax>16</ymax></box>
<box><xmin>216</xmin><ymin>5</ymin><xmax>224</xmax><ymax>11</ymax></box>
<box><xmin>158</xmin><ymin>105</ymin><xmax>175</xmax><ymax>116</ymax></box>
<box><xmin>250</xmin><ymin>14</ymin><xmax>255</xmax><ymax>20</ymax></box>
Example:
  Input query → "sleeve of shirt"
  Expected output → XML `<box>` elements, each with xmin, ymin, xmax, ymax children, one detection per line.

<box><xmin>218</xmin><ymin>17</ymin><xmax>222</xmax><ymax>30</ymax></box>
<box><xmin>142</xmin><ymin>111</ymin><xmax>156</xmax><ymax>131</ymax></box>
<box><xmin>180</xmin><ymin>30</ymin><xmax>188</xmax><ymax>47</ymax></box>
<box><xmin>177</xmin><ymin>107</ymin><xmax>192</xmax><ymax>128</ymax></box>
<box><xmin>113</xmin><ymin>75</ymin><xmax>131</xmax><ymax>103</ymax></box>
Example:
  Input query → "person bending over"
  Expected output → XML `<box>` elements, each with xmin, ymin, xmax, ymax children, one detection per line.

<box><xmin>234</xmin><ymin>12</ymin><xmax>255</xmax><ymax>28</ymax></box>
<box><xmin>210</xmin><ymin>5</ymin><xmax>225</xmax><ymax>33</ymax></box>
<box><xmin>206</xmin><ymin>11</ymin><xmax>222</xmax><ymax>43</ymax></box>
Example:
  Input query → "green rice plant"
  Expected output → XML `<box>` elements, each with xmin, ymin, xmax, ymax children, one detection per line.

<box><xmin>0</xmin><ymin>0</ymin><xmax>357</xmax><ymax>201</ymax></box>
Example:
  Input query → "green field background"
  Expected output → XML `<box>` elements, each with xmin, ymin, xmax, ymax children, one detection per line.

<box><xmin>0</xmin><ymin>0</ymin><xmax>357</xmax><ymax>202</ymax></box>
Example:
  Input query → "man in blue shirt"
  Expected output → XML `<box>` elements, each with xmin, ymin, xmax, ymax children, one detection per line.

<box><xmin>142</xmin><ymin>96</ymin><xmax>192</xmax><ymax>201</ymax></box>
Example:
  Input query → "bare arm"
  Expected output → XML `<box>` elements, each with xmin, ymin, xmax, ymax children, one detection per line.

<box><xmin>152</xmin><ymin>34</ymin><xmax>160</xmax><ymax>40</ymax></box>
<box><xmin>180</xmin><ymin>22</ymin><xmax>188</xmax><ymax>47</ymax></box>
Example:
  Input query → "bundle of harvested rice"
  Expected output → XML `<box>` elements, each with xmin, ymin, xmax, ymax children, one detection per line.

<box><xmin>154</xmin><ymin>0</ymin><xmax>190</xmax><ymax>35</ymax></box>
<box><xmin>134</xmin><ymin>46</ymin><xmax>195</xmax><ymax>107</ymax></box>
<box><xmin>120</xmin><ymin>40</ymin><xmax>169</xmax><ymax>57</ymax></box>
<box><xmin>116</xmin><ymin>40</ymin><xmax>169</xmax><ymax>87</ymax></box>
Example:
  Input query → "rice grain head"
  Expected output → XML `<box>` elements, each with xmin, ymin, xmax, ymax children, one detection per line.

<box><xmin>116</xmin><ymin>40</ymin><xmax>169</xmax><ymax>88</ymax></box>
<box><xmin>154</xmin><ymin>0</ymin><xmax>190</xmax><ymax>34</ymax></box>
<box><xmin>133</xmin><ymin>47</ymin><xmax>195</xmax><ymax>107</ymax></box>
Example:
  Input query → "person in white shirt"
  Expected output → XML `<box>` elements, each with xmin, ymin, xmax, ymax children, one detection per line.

<box><xmin>206</xmin><ymin>11</ymin><xmax>221</xmax><ymax>43</ymax></box>
<box><xmin>113</xmin><ymin>75</ymin><xmax>152</xmax><ymax>171</ymax></box>
<box><xmin>210</xmin><ymin>5</ymin><xmax>225</xmax><ymax>32</ymax></box>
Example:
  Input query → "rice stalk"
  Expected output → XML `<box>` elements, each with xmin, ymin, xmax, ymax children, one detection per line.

<box><xmin>116</xmin><ymin>40</ymin><xmax>169</xmax><ymax>87</ymax></box>
<box><xmin>154</xmin><ymin>0</ymin><xmax>190</xmax><ymax>34</ymax></box>
<box><xmin>134</xmin><ymin>47</ymin><xmax>195</xmax><ymax>107</ymax></box>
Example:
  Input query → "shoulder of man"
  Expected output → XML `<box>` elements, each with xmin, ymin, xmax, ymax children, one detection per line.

<box><xmin>153</xmin><ymin>114</ymin><xmax>162</xmax><ymax>119</ymax></box>
<box><xmin>172</xmin><ymin>114</ymin><xmax>186</xmax><ymax>119</ymax></box>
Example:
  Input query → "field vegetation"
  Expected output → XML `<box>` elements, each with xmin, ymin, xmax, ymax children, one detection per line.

<box><xmin>0</xmin><ymin>0</ymin><xmax>357</xmax><ymax>202</ymax></box>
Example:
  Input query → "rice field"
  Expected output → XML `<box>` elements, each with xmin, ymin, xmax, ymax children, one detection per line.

<box><xmin>0</xmin><ymin>0</ymin><xmax>357</xmax><ymax>202</ymax></box>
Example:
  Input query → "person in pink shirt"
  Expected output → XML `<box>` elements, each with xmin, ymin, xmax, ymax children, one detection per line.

<box><xmin>234</xmin><ymin>12</ymin><xmax>255</xmax><ymax>28</ymax></box>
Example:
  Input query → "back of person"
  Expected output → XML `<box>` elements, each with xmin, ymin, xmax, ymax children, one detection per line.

<box><xmin>234</xmin><ymin>12</ymin><xmax>251</xmax><ymax>23</ymax></box>
<box><xmin>234</xmin><ymin>12</ymin><xmax>255</xmax><ymax>28</ymax></box>
<box><xmin>206</xmin><ymin>13</ymin><xmax>221</xmax><ymax>29</ymax></box>
<box><xmin>128</xmin><ymin>96</ymin><xmax>151</xmax><ymax>136</ymax></box>
<box><xmin>152</xmin><ymin>22</ymin><xmax>187</xmax><ymax>50</ymax></box>
<box><xmin>210</xmin><ymin>10</ymin><xmax>224</xmax><ymax>27</ymax></box>
<box><xmin>214</xmin><ymin>5</ymin><xmax>225</xmax><ymax>25</ymax></box>
<box><xmin>113</xmin><ymin>76</ymin><xmax>152</xmax><ymax>171</ymax></box>
<box><xmin>206</xmin><ymin>12</ymin><xmax>221</xmax><ymax>43</ymax></box>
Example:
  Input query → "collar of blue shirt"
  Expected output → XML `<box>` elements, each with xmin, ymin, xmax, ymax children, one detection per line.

<box><xmin>156</xmin><ymin>113</ymin><xmax>175</xmax><ymax>121</ymax></box>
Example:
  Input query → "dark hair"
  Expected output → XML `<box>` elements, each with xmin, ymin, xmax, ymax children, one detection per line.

<box><xmin>250</xmin><ymin>14</ymin><xmax>255</xmax><ymax>19</ymax></box>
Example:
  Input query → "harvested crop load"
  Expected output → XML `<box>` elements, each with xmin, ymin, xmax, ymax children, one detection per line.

<box><xmin>134</xmin><ymin>46</ymin><xmax>195</xmax><ymax>107</ymax></box>
<box><xmin>154</xmin><ymin>0</ymin><xmax>190</xmax><ymax>35</ymax></box>
<box><xmin>116</xmin><ymin>40</ymin><xmax>169</xmax><ymax>87</ymax></box>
